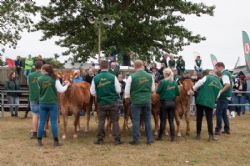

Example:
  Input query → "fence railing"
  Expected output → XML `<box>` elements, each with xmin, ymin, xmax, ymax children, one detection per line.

<box><xmin>1</xmin><ymin>90</ymin><xmax>250</xmax><ymax>118</ymax></box>
<box><xmin>0</xmin><ymin>90</ymin><xmax>29</xmax><ymax>117</ymax></box>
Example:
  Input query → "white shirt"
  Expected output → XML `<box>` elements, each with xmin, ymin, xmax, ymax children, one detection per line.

<box><xmin>124</xmin><ymin>75</ymin><xmax>155</xmax><ymax>98</ymax></box>
<box><xmin>90</xmin><ymin>73</ymin><xmax>121</xmax><ymax>96</ymax></box>
<box><xmin>55</xmin><ymin>79</ymin><xmax>69</xmax><ymax>93</ymax></box>
<box><xmin>222</xmin><ymin>75</ymin><xmax>230</xmax><ymax>85</ymax></box>
<box><xmin>193</xmin><ymin>76</ymin><xmax>207</xmax><ymax>91</ymax></box>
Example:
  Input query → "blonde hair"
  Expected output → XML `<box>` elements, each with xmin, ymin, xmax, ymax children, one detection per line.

<box><xmin>163</xmin><ymin>68</ymin><xmax>174</xmax><ymax>81</ymax></box>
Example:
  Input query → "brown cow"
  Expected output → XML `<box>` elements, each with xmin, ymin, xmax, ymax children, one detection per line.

<box><xmin>175</xmin><ymin>78</ymin><xmax>194</xmax><ymax>136</ymax></box>
<box><xmin>59</xmin><ymin>71</ymin><xmax>91</xmax><ymax>140</ymax></box>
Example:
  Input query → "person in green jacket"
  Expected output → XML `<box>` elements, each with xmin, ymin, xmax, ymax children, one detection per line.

<box><xmin>37</xmin><ymin>64</ymin><xmax>70</xmax><ymax>147</ymax></box>
<box><xmin>193</xmin><ymin>71</ymin><xmax>223</xmax><ymax>141</ymax></box>
<box><xmin>28</xmin><ymin>61</ymin><xmax>43</xmax><ymax>139</ymax></box>
<box><xmin>90</xmin><ymin>60</ymin><xmax>123</xmax><ymax>145</ymax></box>
<box><xmin>125</xmin><ymin>60</ymin><xmax>155</xmax><ymax>145</ymax></box>
<box><xmin>4</xmin><ymin>71</ymin><xmax>21</xmax><ymax>117</ymax></box>
<box><xmin>214</xmin><ymin>62</ymin><xmax>232</xmax><ymax>135</ymax></box>
<box><xmin>24</xmin><ymin>54</ymin><xmax>34</xmax><ymax>79</ymax></box>
<box><xmin>156</xmin><ymin>68</ymin><xmax>179</xmax><ymax>142</ymax></box>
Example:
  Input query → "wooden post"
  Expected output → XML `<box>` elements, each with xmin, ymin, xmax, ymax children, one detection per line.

<box><xmin>1</xmin><ymin>90</ymin><xmax>4</xmax><ymax>117</ymax></box>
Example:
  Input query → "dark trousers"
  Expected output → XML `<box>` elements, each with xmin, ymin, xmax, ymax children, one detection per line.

<box><xmin>159</xmin><ymin>101</ymin><xmax>175</xmax><ymax>139</ymax></box>
<box><xmin>196</xmin><ymin>105</ymin><xmax>213</xmax><ymax>136</ymax></box>
<box><xmin>216</xmin><ymin>98</ymin><xmax>230</xmax><ymax>132</ymax></box>
<box><xmin>97</xmin><ymin>103</ymin><xmax>121</xmax><ymax>141</ymax></box>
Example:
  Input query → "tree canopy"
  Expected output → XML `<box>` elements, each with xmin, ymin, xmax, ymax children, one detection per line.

<box><xmin>31</xmin><ymin>1</ymin><xmax>215</xmax><ymax>63</ymax></box>
<box><xmin>0</xmin><ymin>0</ymin><xmax>36</xmax><ymax>48</ymax></box>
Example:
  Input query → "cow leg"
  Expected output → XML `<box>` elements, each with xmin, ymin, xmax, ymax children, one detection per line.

<box><xmin>85</xmin><ymin>107</ymin><xmax>91</xmax><ymax>132</ymax></box>
<box><xmin>73</xmin><ymin>112</ymin><xmax>80</xmax><ymax>139</ymax></box>
<box><xmin>185</xmin><ymin>108</ymin><xmax>190</xmax><ymax>136</ymax></box>
<box><xmin>123</xmin><ymin>109</ymin><xmax>129</xmax><ymax>132</ymax></box>
<box><xmin>62</xmin><ymin>113</ymin><xmax>68</xmax><ymax>140</ymax></box>
<box><xmin>152</xmin><ymin>111</ymin><xmax>159</xmax><ymax>136</ymax></box>
<box><xmin>175</xmin><ymin>110</ymin><xmax>181</xmax><ymax>137</ymax></box>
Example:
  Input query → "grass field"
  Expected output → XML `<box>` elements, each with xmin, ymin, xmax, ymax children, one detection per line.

<box><xmin>0</xmin><ymin>112</ymin><xmax>250</xmax><ymax>166</ymax></box>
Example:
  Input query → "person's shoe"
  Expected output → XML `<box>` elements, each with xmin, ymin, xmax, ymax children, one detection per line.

<box><xmin>30</xmin><ymin>132</ymin><xmax>37</xmax><ymax>139</ymax></box>
<box><xmin>196</xmin><ymin>134</ymin><xmax>201</xmax><ymax>140</ymax></box>
<box><xmin>170</xmin><ymin>137</ymin><xmax>175</xmax><ymax>142</ymax></box>
<box><xmin>129</xmin><ymin>140</ymin><xmax>139</xmax><ymax>145</ymax></box>
<box><xmin>114</xmin><ymin>140</ymin><xmax>123</xmax><ymax>145</ymax></box>
<box><xmin>94</xmin><ymin>139</ymin><xmax>104</xmax><ymax>145</ymax></box>
<box><xmin>156</xmin><ymin>137</ymin><xmax>162</xmax><ymax>141</ymax></box>
<box><xmin>38</xmin><ymin>139</ymin><xmax>43</xmax><ymax>147</ymax></box>
<box><xmin>147</xmin><ymin>141</ymin><xmax>153</xmax><ymax>145</ymax></box>
<box><xmin>222</xmin><ymin>131</ymin><xmax>230</xmax><ymax>135</ymax></box>
<box><xmin>208</xmin><ymin>135</ymin><xmax>218</xmax><ymax>142</ymax></box>
<box><xmin>54</xmin><ymin>141</ymin><xmax>63</xmax><ymax>147</ymax></box>
<box><xmin>214</xmin><ymin>131</ymin><xmax>221</xmax><ymax>135</ymax></box>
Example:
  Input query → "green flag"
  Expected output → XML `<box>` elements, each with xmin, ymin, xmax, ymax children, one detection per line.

<box><xmin>210</xmin><ymin>54</ymin><xmax>218</xmax><ymax>68</ymax></box>
<box><xmin>242</xmin><ymin>31</ymin><xmax>250</xmax><ymax>70</ymax></box>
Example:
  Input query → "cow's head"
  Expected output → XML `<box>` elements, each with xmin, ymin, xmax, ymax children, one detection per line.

<box><xmin>61</xmin><ymin>70</ymin><xmax>74</xmax><ymax>84</ymax></box>
<box><xmin>180</xmin><ymin>78</ymin><xmax>194</xmax><ymax>96</ymax></box>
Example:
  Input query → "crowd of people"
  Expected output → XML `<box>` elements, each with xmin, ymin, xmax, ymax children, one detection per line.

<box><xmin>3</xmin><ymin>54</ymin><xmax>249</xmax><ymax>147</ymax></box>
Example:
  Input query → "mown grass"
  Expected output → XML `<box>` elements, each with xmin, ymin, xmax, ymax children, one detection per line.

<box><xmin>0</xmin><ymin>112</ymin><xmax>250</xmax><ymax>166</ymax></box>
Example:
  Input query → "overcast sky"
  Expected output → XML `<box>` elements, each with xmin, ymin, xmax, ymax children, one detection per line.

<box><xmin>2</xmin><ymin>0</ymin><xmax>250</xmax><ymax>69</ymax></box>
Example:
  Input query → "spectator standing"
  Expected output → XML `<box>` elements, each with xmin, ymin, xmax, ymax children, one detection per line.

<box><xmin>109</xmin><ymin>62</ymin><xmax>120</xmax><ymax>76</ymax></box>
<box><xmin>85</xmin><ymin>67</ymin><xmax>95</xmax><ymax>84</ymax></box>
<box><xmin>161</xmin><ymin>54</ymin><xmax>169</xmax><ymax>68</ymax></box>
<box><xmin>125</xmin><ymin>60</ymin><xmax>155</xmax><ymax>145</ymax></box>
<box><xmin>24</xmin><ymin>55</ymin><xmax>34</xmax><ymax>79</ymax></box>
<box><xmin>28</xmin><ymin>61</ymin><xmax>43</xmax><ymax>139</ymax></box>
<box><xmin>151</xmin><ymin>66</ymin><xmax>161</xmax><ymax>83</ymax></box>
<box><xmin>36</xmin><ymin>55</ymin><xmax>46</xmax><ymax>65</ymax></box>
<box><xmin>176</xmin><ymin>56</ymin><xmax>185</xmax><ymax>76</ymax></box>
<box><xmin>15</xmin><ymin>56</ymin><xmax>23</xmax><ymax>77</ymax></box>
<box><xmin>73</xmin><ymin>70</ymin><xmax>84</xmax><ymax>83</ymax></box>
<box><xmin>37</xmin><ymin>64</ymin><xmax>70</xmax><ymax>146</ymax></box>
<box><xmin>4</xmin><ymin>71</ymin><xmax>21</xmax><ymax>117</ymax></box>
<box><xmin>233</xmin><ymin>71</ymin><xmax>247</xmax><ymax>116</ymax></box>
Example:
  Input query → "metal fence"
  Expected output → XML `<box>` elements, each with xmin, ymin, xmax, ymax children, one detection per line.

<box><xmin>1</xmin><ymin>90</ymin><xmax>250</xmax><ymax>118</ymax></box>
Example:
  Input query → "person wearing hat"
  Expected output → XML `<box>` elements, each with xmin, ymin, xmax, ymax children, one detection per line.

<box><xmin>193</xmin><ymin>71</ymin><xmax>223</xmax><ymax>141</ymax></box>
<box><xmin>90</xmin><ymin>60</ymin><xmax>123</xmax><ymax>145</ymax></box>
<box><xmin>194</xmin><ymin>56</ymin><xmax>203</xmax><ymax>73</ymax></box>
<box><xmin>168</xmin><ymin>55</ymin><xmax>176</xmax><ymax>70</ymax></box>
<box><xmin>176</xmin><ymin>56</ymin><xmax>185</xmax><ymax>76</ymax></box>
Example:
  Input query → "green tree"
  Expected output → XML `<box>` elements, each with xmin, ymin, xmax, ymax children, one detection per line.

<box><xmin>36</xmin><ymin>0</ymin><xmax>215</xmax><ymax>63</ymax></box>
<box><xmin>0</xmin><ymin>0</ymin><xmax>36</xmax><ymax>47</ymax></box>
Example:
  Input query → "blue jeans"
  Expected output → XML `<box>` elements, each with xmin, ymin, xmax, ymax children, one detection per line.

<box><xmin>38</xmin><ymin>104</ymin><xmax>59</xmax><ymax>139</ymax></box>
<box><xmin>30</xmin><ymin>101</ymin><xmax>39</xmax><ymax>114</ymax></box>
<box><xmin>216</xmin><ymin>98</ymin><xmax>230</xmax><ymax>132</ymax></box>
<box><xmin>131</xmin><ymin>103</ymin><xmax>153</xmax><ymax>143</ymax></box>
<box><xmin>24</xmin><ymin>70</ymin><xmax>31</xmax><ymax>79</ymax></box>
<box><xmin>235</xmin><ymin>96</ymin><xmax>246</xmax><ymax>116</ymax></box>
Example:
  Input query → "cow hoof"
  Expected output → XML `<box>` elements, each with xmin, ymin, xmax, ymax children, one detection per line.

<box><xmin>62</xmin><ymin>135</ymin><xmax>66</xmax><ymax>140</ymax></box>
<box><xmin>177</xmin><ymin>133</ymin><xmax>182</xmax><ymax>137</ymax></box>
<box><xmin>154</xmin><ymin>131</ymin><xmax>158</xmax><ymax>136</ymax></box>
<box><xmin>73</xmin><ymin>134</ymin><xmax>78</xmax><ymax>139</ymax></box>
<box><xmin>186</xmin><ymin>133</ymin><xmax>190</xmax><ymax>136</ymax></box>
<box><xmin>84</xmin><ymin>128</ymin><xmax>89</xmax><ymax>133</ymax></box>
<box><xmin>165</xmin><ymin>132</ymin><xmax>169</xmax><ymax>136</ymax></box>
<box><xmin>77</xmin><ymin>128</ymin><xmax>80</xmax><ymax>132</ymax></box>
